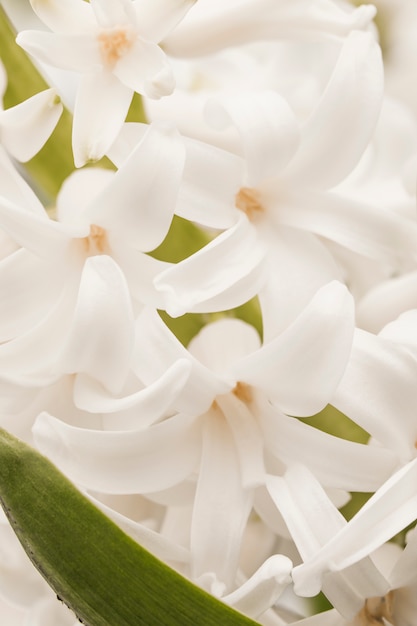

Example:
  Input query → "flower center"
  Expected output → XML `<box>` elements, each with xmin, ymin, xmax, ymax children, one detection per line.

<box><xmin>81</xmin><ymin>224</ymin><xmax>110</xmax><ymax>256</ymax></box>
<box><xmin>98</xmin><ymin>26</ymin><xmax>135</xmax><ymax>68</ymax></box>
<box><xmin>233</xmin><ymin>381</ymin><xmax>253</xmax><ymax>404</ymax></box>
<box><xmin>356</xmin><ymin>592</ymin><xmax>395</xmax><ymax>625</ymax></box>
<box><xmin>235</xmin><ymin>187</ymin><xmax>264</xmax><ymax>221</ymax></box>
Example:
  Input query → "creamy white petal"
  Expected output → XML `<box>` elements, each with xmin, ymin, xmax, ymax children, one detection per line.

<box><xmin>33</xmin><ymin>411</ymin><xmax>202</xmax><ymax>494</ymax></box>
<box><xmin>113</xmin><ymin>38</ymin><xmax>174</xmax><ymax>99</ymax></box>
<box><xmin>284</xmin><ymin>31</ymin><xmax>383</xmax><ymax>190</ymax></box>
<box><xmin>59</xmin><ymin>256</ymin><xmax>134</xmax><ymax>393</ymax></box>
<box><xmin>154</xmin><ymin>214</ymin><xmax>266</xmax><ymax>316</ymax></box>
<box><xmin>84</xmin><ymin>492</ymin><xmax>189</xmax><ymax>564</ymax></box>
<box><xmin>162</xmin><ymin>0</ymin><xmax>377</xmax><ymax>57</ymax></box>
<box><xmin>134</xmin><ymin>0</ymin><xmax>197</xmax><ymax>43</ymax></box>
<box><xmin>278</xmin><ymin>189</ymin><xmax>417</xmax><ymax>263</ymax></box>
<box><xmin>292</xmin><ymin>457</ymin><xmax>417</xmax><ymax>597</ymax></box>
<box><xmin>90</xmin><ymin>0</ymin><xmax>137</xmax><ymax>28</ymax></box>
<box><xmin>332</xmin><ymin>329</ymin><xmax>417</xmax><ymax>461</ymax></box>
<box><xmin>72</xmin><ymin>70</ymin><xmax>132</xmax><ymax>167</ymax></box>
<box><xmin>56</xmin><ymin>167</ymin><xmax>114</xmax><ymax>227</ymax></box>
<box><xmin>0</xmin><ymin>146</ymin><xmax>46</xmax><ymax>215</ymax></box>
<box><xmin>257</xmin><ymin>396</ymin><xmax>396</xmax><ymax>492</ymax></box>
<box><xmin>111</xmin><ymin>244</ymin><xmax>171</xmax><ymax>308</ymax></box>
<box><xmin>188</xmin><ymin>318</ymin><xmax>260</xmax><ymax>376</ymax></box>
<box><xmin>216</xmin><ymin>392</ymin><xmax>266</xmax><ymax>488</ymax></box>
<box><xmin>0</xmin><ymin>249</ymin><xmax>63</xmax><ymax>342</ymax></box>
<box><xmin>73</xmin><ymin>359</ymin><xmax>191</xmax><ymax>421</ymax></box>
<box><xmin>105</xmin><ymin>122</ymin><xmax>150</xmax><ymax>166</ymax></box>
<box><xmin>176</xmin><ymin>136</ymin><xmax>243</xmax><ymax>229</ymax></box>
<box><xmin>0</xmin><ymin>196</ymin><xmax>85</xmax><ymax>257</ymax></box>
<box><xmin>223</xmin><ymin>555</ymin><xmax>292</xmax><ymax>619</ymax></box>
<box><xmin>0</xmin><ymin>287</ymin><xmax>75</xmax><ymax>386</ymax></box>
<box><xmin>87</xmin><ymin>123</ymin><xmax>184</xmax><ymax>250</ymax></box>
<box><xmin>235</xmin><ymin>281</ymin><xmax>354</xmax><ymax>417</ymax></box>
<box><xmin>205</xmin><ymin>90</ymin><xmax>299</xmax><ymax>186</ymax></box>
<box><xmin>0</xmin><ymin>89</ymin><xmax>63</xmax><ymax>162</ymax></box>
<box><xmin>133</xmin><ymin>307</ymin><xmax>230</xmax><ymax>414</ymax></box>
<box><xmin>190</xmin><ymin>410</ymin><xmax>252</xmax><ymax>589</ymax></box>
<box><xmin>16</xmin><ymin>31</ymin><xmax>102</xmax><ymax>72</ymax></box>
<box><xmin>266</xmin><ymin>467</ymin><xmax>389</xmax><ymax>616</ymax></box>
<box><xmin>380</xmin><ymin>310</ymin><xmax>417</xmax><ymax>352</ymax></box>
<box><xmin>258</xmin><ymin>225</ymin><xmax>342</xmax><ymax>340</ymax></box>
<box><xmin>29</xmin><ymin>0</ymin><xmax>95</xmax><ymax>33</ymax></box>
<box><xmin>357</xmin><ymin>271</ymin><xmax>417</xmax><ymax>334</ymax></box>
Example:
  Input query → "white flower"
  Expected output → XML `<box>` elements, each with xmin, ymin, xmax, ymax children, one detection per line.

<box><xmin>31</xmin><ymin>281</ymin><xmax>396</xmax><ymax>592</ymax></box>
<box><xmin>0</xmin><ymin>123</ymin><xmax>184</xmax><ymax>367</ymax></box>
<box><xmin>268</xmin><ymin>464</ymin><xmax>417</xmax><ymax>626</ymax></box>
<box><xmin>16</xmin><ymin>0</ymin><xmax>196</xmax><ymax>166</ymax></box>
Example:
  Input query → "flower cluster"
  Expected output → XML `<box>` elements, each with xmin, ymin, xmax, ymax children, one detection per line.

<box><xmin>1</xmin><ymin>0</ymin><xmax>417</xmax><ymax>624</ymax></box>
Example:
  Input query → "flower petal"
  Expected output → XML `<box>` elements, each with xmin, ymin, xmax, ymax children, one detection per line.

<box><xmin>0</xmin><ymin>249</ymin><xmax>63</xmax><ymax>342</ymax></box>
<box><xmin>134</xmin><ymin>0</ymin><xmax>197</xmax><ymax>43</ymax></box>
<box><xmin>188</xmin><ymin>318</ymin><xmax>260</xmax><ymax>376</ymax></box>
<box><xmin>72</xmin><ymin>70</ymin><xmax>132</xmax><ymax>167</ymax></box>
<box><xmin>282</xmin><ymin>31</ymin><xmax>383</xmax><ymax>189</ymax></box>
<box><xmin>332</xmin><ymin>328</ymin><xmax>417</xmax><ymax>461</ymax></box>
<box><xmin>0</xmin><ymin>89</ymin><xmax>63</xmax><ymax>162</ymax></box>
<box><xmin>278</xmin><ymin>189</ymin><xmax>417</xmax><ymax>263</ymax></box>
<box><xmin>258</xmin><ymin>225</ymin><xmax>342</xmax><ymax>340</ymax></box>
<box><xmin>16</xmin><ymin>31</ymin><xmax>102</xmax><ymax>72</ymax></box>
<box><xmin>113</xmin><ymin>38</ymin><xmax>174</xmax><ymax>99</ymax></box>
<box><xmin>267</xmin><ymin>466</ymin><xmax>390</xmax><ymax>616</ymax></box>
<box><xmin>28</xmin><ymin>0</ymin><xmax>95</xmax><ymax>33</ymax></box>
<box><xmin>190</xmin><ymin>410</ymin><xmax>252</xmax><ymax>590</ymax></box>
<box><xmin>84</xmin><ymin>491</ymin><xmax>190</xmax><ymax>564</ymax></box>
<box><xmin>154</xmin><ymin>214</ymin><xmax>267</xmax><ymax>316</ymax></box>
<box><xmin>176</xmin><ymin>136</ymin><xmax>243</xmax><ymax>229</ymax></box>
<box><xmin>133</xmin><ymin>307</ymin><xmax>230</xmax><ymax>414</ymax></box>
<box><xmin>205</xmin><ymin>90</ymin><xmax>300</xmax><ymax>186</ymax></box>
<box><xmin>87</xmin><ymin>122</ymin><xmax>185</xmax><ymax>250</ymax></box>
<box><xmin>222</xmin><ymin>555</ymin><xmax>292</xmax><ymax>619</ymax></box>
<box><xmin>59</xmin><ymin>256</ymin><xmax>134</xmax><ymax>393</ymax></box>
<box><xmin>291</xmin><ymin>457</ymin><xmax>417</xmax><ymax>597</ymax></box>
<box><xmin>235</xmin><ymin>281</ymin><xmax>354</xmax><ymax>417</ymax></box>
<box><xmin>73</xmin><ymin>359</ymin><xmax>191</xmax><ymax>424</ymax></box>
<box><xmin>33</xmin><ymin>411</ymin><xmax>202</xmax><ymax>494</ymax></box>
<box><xmin>0</xmin><ymin>196</ymin><xmax>83</xmax><ymax>258</ymax></box>
<box><xmin>0</xmin><ymin>146</ymin><xmax>46</xmax><ymax>215</ymax></box>
<box><xmin>256</xmin><ymin>396</ymin><xmax>396</xmax><ymax>493</ymax></box>
<box><xmin>163</xmin><ymin>0</ymin><xmax>377</xmax><ymax>57</ymax></box>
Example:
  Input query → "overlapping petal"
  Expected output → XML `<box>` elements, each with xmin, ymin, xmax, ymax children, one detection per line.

<box><xmin>154</xmin><ymin>214</ymin><xmax>267</xmax><ymax>316</ymax></box>
<box><xmin>87</xmin><ymin>122</ymin><xmax>185</xmax><ymax>249</ymax></box>
<box><xmin>33</xmin><ymin>411</ymin><xmax>202</xmax><ymax>494</ymax></box>
<box><xmin>234</xmin><ymin>281</ymin><xmax>354</xmax><ymax>417</ymax></box>
<box><xmin>283</xmin><ymin>31</ymin><xmax>383</xmax><ymax>190</ymax></box>
<box><xmin>72</xmin><ymin>70</ymin><xmax>133</xmax><ymax>167</ymax></box>
<box><xmin>0</xmin><ymin>89</ymin><xmax>63</xmax><ymax>162</ymax></box>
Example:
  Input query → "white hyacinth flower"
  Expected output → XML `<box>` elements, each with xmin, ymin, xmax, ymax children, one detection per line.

<box><xmin>16</xmin><ymin>0</ymin><xmax>197</xmax><ymax>166</ymax></box>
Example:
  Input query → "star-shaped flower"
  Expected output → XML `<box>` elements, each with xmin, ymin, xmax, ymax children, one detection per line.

<box><xmin>17</xmin><ymin>0</ymin><xmax>197</xmax><ymax>165</ymax></box>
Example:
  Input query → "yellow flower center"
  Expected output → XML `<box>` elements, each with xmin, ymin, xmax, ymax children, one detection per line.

<box><xmin>233</xmin><ymin>381</ymin><xmax>253</xmax><ymax>404</ymax></box>
<box><xmin>98</xmin><ymin>26</ymin><xmax>135</xmax><ymax>68</ymax></box>
<box><xmin>356</xmin><ymin>592</ymin><xmax>395</xmax><ymax>625</ymax></box>
<box><xmin>80</xmin><ymin>224</ymin><xmax>110</xmax><ymax>256</ymax></box>
<box><xmin>235</xmin><ymin>187</ymin><xmax>264</xmax><ymax>221</ymax></box>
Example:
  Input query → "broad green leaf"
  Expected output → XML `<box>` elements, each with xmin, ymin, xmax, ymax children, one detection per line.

<box><xmin>0</xmin><ymin>428</ymin><xmax>261</xmax><ymax>626</ymax></box>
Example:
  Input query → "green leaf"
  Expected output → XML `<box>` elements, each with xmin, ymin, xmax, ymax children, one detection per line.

<box><xmin>0</xmin><ymin>428</ymin><xmax>261</xmax><ymax>626</ymax></box>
